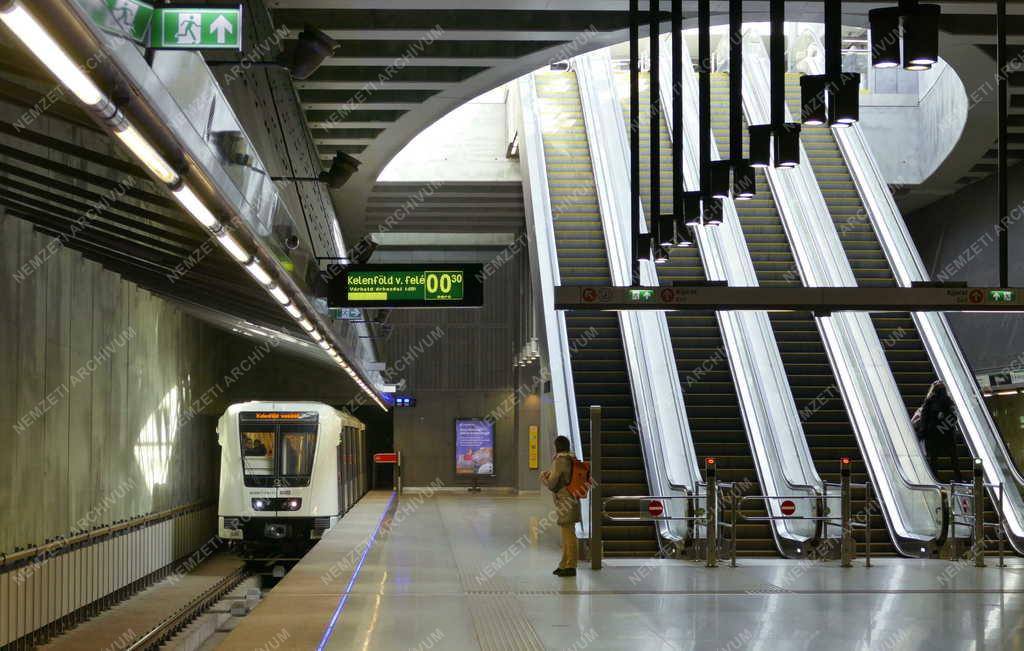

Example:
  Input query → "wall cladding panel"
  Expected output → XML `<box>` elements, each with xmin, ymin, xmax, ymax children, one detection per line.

<box><xmin>0</xmin><ymin>216</ymin><xmax>232</xmax><ymax>555</ymax></box>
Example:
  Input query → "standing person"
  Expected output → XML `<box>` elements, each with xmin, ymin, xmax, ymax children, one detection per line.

<box><xmin>540</xmin><ymin>436</ymin><xmax>581</xmax><ymax>577</ymax></box>
<box><xmin>917</xmin><ymin>380</ymin><xmax>964</xmax><ymax>482</ymax></box>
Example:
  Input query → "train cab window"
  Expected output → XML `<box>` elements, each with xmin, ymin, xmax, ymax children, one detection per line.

<box><xmin>240</xmin><ymin>430</ymin><xmax>275</xmax><ymax>479</ymax></box>
<box><xmin>280</xmin><ymin>424</ymin><xmax>318</xmax><ymax>480</ymax></box>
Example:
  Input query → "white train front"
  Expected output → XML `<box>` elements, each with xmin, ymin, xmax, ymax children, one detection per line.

<box><xmin>216</xmin><ymin>401</ymin><xmax>368</xmax><ymax>546</ymax></box>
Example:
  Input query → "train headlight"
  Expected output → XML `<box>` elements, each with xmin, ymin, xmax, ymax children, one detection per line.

<box><xmin>285</xmin><ymin>499</ymin><xmax>302</xmax><ymax>511</ymax></box>
<box><xmin>252</xmin><ymin>499</ymin><xmax>267</xmax><ymax>511</ymax></box>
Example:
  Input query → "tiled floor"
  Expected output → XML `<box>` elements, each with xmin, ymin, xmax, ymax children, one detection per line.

<box><xmin>222</xmin><ymin>491</ymin><xmax>1024</xmax><ymax>650</ymax></box>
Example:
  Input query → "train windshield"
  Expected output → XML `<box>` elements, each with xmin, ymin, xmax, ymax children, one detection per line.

<box><xmin>279</xmin><ymin>425</ymin><xmax>317</xmax><ymax>482</ymax></box>
<box><xmin>238</xmin><ymin>412</ymin><xmax>319</xmax><ymax>487</ymax></box>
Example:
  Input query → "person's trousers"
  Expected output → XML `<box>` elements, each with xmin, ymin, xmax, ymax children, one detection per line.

<box><xmin>559</xmin><ymin>524</ymin><xmax>578</xmax><ymax>569</ymax></box>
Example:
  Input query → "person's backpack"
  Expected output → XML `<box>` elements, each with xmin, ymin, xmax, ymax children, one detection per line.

<box><xmin>566</xmin><ymin>459</ymin><xmax>591</xmax><ymax>499</ymax></box>
<box><xmin>911</xmin><ymin>406</ymin><xmax>926</xmax><ymax>439</ymax></box>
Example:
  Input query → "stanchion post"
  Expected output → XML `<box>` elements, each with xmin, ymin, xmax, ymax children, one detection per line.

<box><xmin>974</xmin><ymin>458</ymin><xmax>985</xmax><ymax>567</ymax></box>
<box><xmin>864</xmin><ymin>480</ymin><xmax>872</xmax><ymax>568</ymax></box>
<box><xmin>840</xmin><ymin>457</ymin><xmax>853</xmax><ymax>568</ymax></box>
<box><xmin>706</xmin><ymin>458</ymin><xmax>718</xmax><ymax>568</ymax></box>
<box><xmin>998</xmin><ymin>482</ymin><xmax>1006</xmax><ymax>568</ymax></box>
<box><xmin>730</xmin><ymin>490</ymin><xmax>737</xmax><ymax>568</ymax></box>
<box><xmin>590</xmin><ymin>405</ymin><xmax>603</xmax><ymax>571</ymax></box>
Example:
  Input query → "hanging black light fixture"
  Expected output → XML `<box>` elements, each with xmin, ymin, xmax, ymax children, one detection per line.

<box><xmin>726</xmin><ymin>0</ymin><xmax>755</xmax><ymax>200</ymax></box>
<box><xmin>799</xmin><ymin>74</ymin><xmax>829</xmax><ymax>126</ymax></box>
<box><xmin>868</xmin><ymin>2</ymin><xmax>940</xmax><ymax>71</ymax></box>
<box><xmin>733</xmin><ymin>162</ymin><xmax>756</xmax><ymax>200</ymax></box>
<box><xmin>830</xmin><ymin>72</ymin><xmax>861</xmax><ymax>126</ymax></box>
<box><xmin>765</xmin><ymin>0</ymin><xmax>801</xmax><ymax>167</ymax></box>
<box><xmin>669</xmin><ymin>0</ymin><xmax>693</xmax><ymax>248</ymax></box>
<box><xmin>683</xmin><ymin>191</ymin><xmax>703</xmax><ymax>227</ymax></box>
<box><xmin>710</xmin><ymin>159</ymin><xmax>731</xmax><ymax>199</ymax></box>
<box><xmin>902</xmin><ymin>3</ymin><xmax>940</xmax><ymax>70</ymax></box>
<box><xmin>630</xmin><ymin>0</ymin><xmax>645</xmax><ymax>281</ymax></box>
<box><xmin>797</xmin><ymin>0</ymin><xmax>861</xmax><ymax>129</ymax></box>
<box><xmin>704</xmin><ymin>197</ymin><xmax>725</xmax><ymax>226</ymax></box>
<box><xmin>869</xmin><ymin>7</ymin><xmax>901</xmax><ymax>68</ymax></box>
<box><xmin>748</xmin><ymin>124</ymin><xmax>772</xmax><ymax>168</ymax></box>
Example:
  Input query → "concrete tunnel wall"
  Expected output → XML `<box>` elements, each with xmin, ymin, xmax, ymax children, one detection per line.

<box><xmin>0</xmin><ymin>214</ymin><xmax>229</xmax><ymax>556</ymax></box>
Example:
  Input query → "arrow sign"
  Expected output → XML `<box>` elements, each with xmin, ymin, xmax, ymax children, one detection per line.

<box><xmin>210</xmin><ymin>15</ymin><xmax>233</xmax><ymax>44</ymax></box>
<box><xmin>150</xmin><ymin>6</ymin><xmax>243</xmax><ymax>50</ymax></box>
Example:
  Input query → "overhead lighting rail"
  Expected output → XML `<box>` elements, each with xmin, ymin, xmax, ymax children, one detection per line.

<box><xmin>0</xmin><ymin>0</ymin><xmax>385</xmax><ymax>410</ymax></box>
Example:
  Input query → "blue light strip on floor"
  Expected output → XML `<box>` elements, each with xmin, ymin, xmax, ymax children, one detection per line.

<box><xmin>317</xmin><ymin>491</ymin><xmax>397</xmax><ymax>651</ymax></box>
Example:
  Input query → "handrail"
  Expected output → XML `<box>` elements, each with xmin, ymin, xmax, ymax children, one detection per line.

<box><xmin>515</xmin><ymin>75</ymin><xmax>589</xmax><ymax>540</ymax></box>
<box><xmin>742</xmin><ymin>33</ymin><xmax>944</xmax><ymax>558</ymax></box>
<box><xmin>1</xmin><ymin>500</ymin><xmax>214</xmax><ymax>567</ymax></box>
<box><xmin>574</xmin><ymin>50</ymin><xmax>692</xmax><ymax>547</ymax></box>
<box><xmin>803</xmin><ymin>25</ymin><xmax>1024</xmax><ymax>555</ymax></box>
<box><xmin>649</xmin><ymin>36</ymin><xmax>823</xmax><ymax>558</ymax></box>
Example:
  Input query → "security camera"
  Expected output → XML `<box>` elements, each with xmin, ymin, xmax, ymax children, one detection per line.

<box><xmin>284</xmin><ymin>235</ymin><xmax>300</xmax><ymax>250</ymax></box>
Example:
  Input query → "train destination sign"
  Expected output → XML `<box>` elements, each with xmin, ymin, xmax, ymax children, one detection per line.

<box><xmin>328</xmin><ymin>264</ymin><xmax>484</xmax><ymax>308</ymax></box>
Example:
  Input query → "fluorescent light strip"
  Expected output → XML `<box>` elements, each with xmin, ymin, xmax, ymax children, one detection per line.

<box><xmin>0</xmin><ymin>4</ymin><xmax>104</xmax><ymax>107</ymax></box>
<box><xmin>245</xmin><ymin>260</ymin><xmax>273</xmax><ymax>286</ymax></box>
<box><xmin>285</xmin><ymin>304</ymin><xmax>302</xmax><ymax>319</ymax></box>
<box><xmin>269</xmin><ymin>285</ymin><xmax>290</xmax><ymax>305</ymax></box>
<box><xmin>310</xmin><ymin>330</ymin><xmax>323</xmax><ymax>342</ymax></box>
<box><xmin>173</xmin><ymin>186</ymin><xmax>220</xmax><ymax>230</ymax></box>
<box><xmin>217</xmin><ymin>231</ymin><xmax>251</xmax><ymax>263</ymax></box>
<box><xmin>114</xmin><ymin>124</ymin><xmax>179</xmax><ymax>184</ymax></box>
<box><xmin>298</xmin><ymin>318</ymin><xmax>314</xmax><ymax>332</ymax></box>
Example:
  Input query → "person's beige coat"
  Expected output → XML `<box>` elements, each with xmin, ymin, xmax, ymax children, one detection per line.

<box><xmin>542</xmin><ymin>451</ymin><xmax>581</xmax><ymax>526</ymax></box>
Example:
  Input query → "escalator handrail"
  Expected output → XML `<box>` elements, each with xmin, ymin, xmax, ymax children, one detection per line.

<box><xmin>515</xmin><ymin>74</ymin><xmax>589</xmax><ymax>540</ymax></box>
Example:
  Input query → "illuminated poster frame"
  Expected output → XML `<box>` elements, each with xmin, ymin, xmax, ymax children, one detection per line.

<box><xmin>455</xmin><ymin>418</ymin><xmax>495</xmax><ymax>477</ymax></box>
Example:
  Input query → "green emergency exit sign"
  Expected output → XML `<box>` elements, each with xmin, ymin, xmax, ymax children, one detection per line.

<box><xmin>150</xmin><ymin>6</ymin><xmax>242</xmax><ymax>50</ymax></box>
<box><xmin>105</xmin><ymin>0</ymin><xmax>154</xmax><ymax>42</ymax></box>
<box><xmin>989</xmin><ymin>290</ymin><xmax>1017</xmax><ymax>303</ymax></box>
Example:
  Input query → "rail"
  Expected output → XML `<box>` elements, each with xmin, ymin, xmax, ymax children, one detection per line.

<box><xmin>126</xmin><ymin>565</ymin><xmax>250</xmax><ymax>650</ymax></box>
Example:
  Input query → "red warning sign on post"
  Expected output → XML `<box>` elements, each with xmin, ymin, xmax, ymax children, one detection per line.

<box><xmin>780</xmin><ymin>500</ymin><xmax>796</xmax><ymax>516</ymax></box>
<box><xmin>648</xmin><ymin>499</ymin><xmax>664</xmax><ymax>518</ymax></box>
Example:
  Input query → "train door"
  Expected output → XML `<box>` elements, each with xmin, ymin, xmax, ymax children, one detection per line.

<box><xmin>337</xmin><ymin>430</ymin><xmax>345</xmax><ymax>517</ymax></box>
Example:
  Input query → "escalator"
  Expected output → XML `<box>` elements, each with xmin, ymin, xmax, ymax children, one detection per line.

<box><xmin>785</xmin><ymin>75</ymin><xmax>972</xmax><ymax>486</ymax></box>
<box><xmin>711</xmin><ymin>73</ymin><xmax>893</xmax><ymax>554</ymax></box>
<box><xmin>619</xmin><ymin>70</ymin><xmax>774</xmax><ymax>555</ymax></box>
<box><xmin>534</xmin><ymin>68</ymin><xmax>657</xmax><ymax>557</ymax></box>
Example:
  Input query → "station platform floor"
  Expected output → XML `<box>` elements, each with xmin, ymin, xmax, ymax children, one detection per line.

<box><xmin>220</xmin><ymin>490</ymin><xmax>1024</xmax><ymax>650</ymax></box>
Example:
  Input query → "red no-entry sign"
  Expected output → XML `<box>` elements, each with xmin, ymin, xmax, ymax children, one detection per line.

<box><xmin>374</xmin><ymin>452</ymin><xmax>398</xmax><ymax>464</ymax></box>
<box><xmin>648</xmin><ymin>500</ymin><xmax>664</xmax><ymax>518</ymax></box>
<box><xmin>780</xmin><ymin>500</ymin><xmax>796</xmax><ymax>516</ymax></box>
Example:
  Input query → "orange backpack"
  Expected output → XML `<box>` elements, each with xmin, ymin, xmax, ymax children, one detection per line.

<box><xmin>567</xmin><ymin>459</ymin><xmax>591</xmax><ymax>499</ymax></box>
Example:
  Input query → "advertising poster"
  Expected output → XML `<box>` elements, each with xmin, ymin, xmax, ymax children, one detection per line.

<box><xmin>455</xmin><ymin>419</ymin><xmax>495</xmax><ymax>476</ymax></box>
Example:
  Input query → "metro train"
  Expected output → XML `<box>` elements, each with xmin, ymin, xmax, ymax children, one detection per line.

<box><xmin>217</xmin><ymin>401</ymin><xmax>368</xmax><ymax>551</ymax></box>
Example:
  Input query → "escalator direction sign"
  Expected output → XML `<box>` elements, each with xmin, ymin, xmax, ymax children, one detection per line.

<box><xmin>328</xmin><ymin>264</ymin><xmax>484</xmax><ymax>308</ymax></box>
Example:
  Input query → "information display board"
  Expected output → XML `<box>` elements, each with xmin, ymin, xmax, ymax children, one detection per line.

<box><xmin>455</xmin><ymin>419</ymin><xmax>495</xmax><ymax>476</ymax></box>
<box><xmin>328</xmin><ymin>264</ymin><xmax>484</xmax><ymax>309</ymax></box>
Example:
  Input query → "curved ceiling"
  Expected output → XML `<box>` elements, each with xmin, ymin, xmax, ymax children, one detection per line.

<box><xmin>267</xmin><ymin>1</ymin><xmax>1023</xmax><ymax>242</ymax></box>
